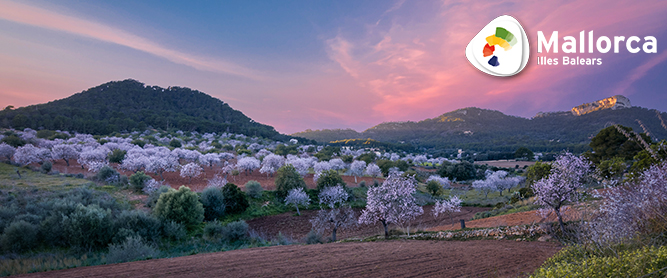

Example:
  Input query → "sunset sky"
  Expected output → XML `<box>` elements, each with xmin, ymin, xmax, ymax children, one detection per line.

<box><xmin>1</xmin><ymin>0</ymin><xmax>666</xmax><ymax>134</ymax></box>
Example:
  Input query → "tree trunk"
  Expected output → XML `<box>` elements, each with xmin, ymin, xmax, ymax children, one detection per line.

<box><xmin>354</xmin><ymin>176</ymin><xmax>357</xmax><ymax>183</ymax></box>
<box><xmin>64</xmin><ymin>159</ymin><xmax>70</xmax><ymax>167</ymax></box>
<box><xmin>16</xmin><ymin>169</ymin><xmax>21</xmax><ymax>178</ymax></box>
<box><xmin>382</xmin><ymin>220</ymin><xmax>389</xmax><ymax>239</ymax></box>
<box><xmin>554</xmin><ymin>208</ymin><xmax>566</xmax><ymax>234</ymax></box>
<box><xmin>332</xmin><ymin>226</ymin><xmax>337</xmax><ymax>242</ymax></box>
<box><xmin>296</xmin><ymin>205</ymin><xmax>300</xmax><ymax>216</ymax></box>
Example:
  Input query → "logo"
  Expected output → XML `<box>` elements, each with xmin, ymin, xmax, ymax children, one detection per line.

<box><xmin>466</xmin><ymin>15</ymin><xmax>530</xmax><ymax>77</ymax></box>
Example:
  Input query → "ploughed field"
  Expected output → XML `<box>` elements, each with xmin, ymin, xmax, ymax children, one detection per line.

<box><xmin>18</xmin><ymin>240</ymin><xmax>560</xmax><ymax>278</ymax></box>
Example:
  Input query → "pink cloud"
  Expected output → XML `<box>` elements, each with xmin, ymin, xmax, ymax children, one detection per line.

<box><xmin>325</xmin><ymin>0</ymin><xmax>667</xmax><ymax>124</ymax></box>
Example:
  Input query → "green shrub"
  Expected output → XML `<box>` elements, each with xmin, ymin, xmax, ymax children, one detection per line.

<box><xmin>36</xmin><ymin>129</ymin><xmax>54</xmax><ymax>139</ymax></box>
<box><xmin>275</xmin><ymin>165</ymin><xmax>306</xmax><ymax>198</ymax></box>
<box><xmin>244</xmin><ymin>180</ymin><xmax>263</xmax><ymax>199</ymax></box>
<box><xmin>1</xmin><ymin>220</ymin><xmax>39</xmax><ymax>253</ymax></box>
<box><xmin>203</xmin><ymin>220</ymin><xmax>248</xmax><ymax>243</ymax></box>
<box><xmin>153</xmin><ymin>186</ymin><xmax>204</xmax><ymax>229</ymax></box>
<box><xmin>108</xmin><ymin>149</ymin><xmax>127</xmax><ymax>164</ymax></box>
<box><xmin>129</xmin><ymin>172</ymin><xmax>151</xmax><ymax>193</ymax></box>
<box><xmin>146</xmin><ymin>186</ymin><xmax>172</xmax><ymax>208</ymax></box>
<box><xmin>426</xmin><ymin>180</ymin><xmax>440</xmax><ymax>196</ymax></box>
<box><xmin>40</xmin><ymin>161</ymin><xmax>52</xmax><ymax>174</ymax></box>
<box><xmin>96</xmin><ymin>166</ymin><xmax>119</xmax><ymax>183</ymax></box>
<box><xmin>1</xmin><ymin>135</ymin><xmax>25</xmax><ymax>147</ymax></box>
<box><xmin>304</xmin><ymin>229</ymin><xmax>323</xmax><ymax>244</ymax></box>
<box><xmin>519</xmin><ymin>187</ymin><xmax>535</xmax><ymax>198</ymax></box>
<box><xmin>222</xmin><ymin>220</ymin><xmax>249</xmax><ymax>242</ymax></box>
<box><xmin>0</xmin><ymin>207</ymin><xmax>19</xmax><ymax>234</ymax></box>
<box><xmin>106</xmin><ymin>236</ymin><xmax>159</xmax><ymax>264</ymax></box>
<box><xmin>222</xmin><ymin>183</ymin><xmax>249</xmax><ymax>215</ymax></box>
<box><xmin>131</xmin><ymin>139</ymin><xmax>146</xmax><ymax>147</ymax></box>
<box><xmin>200</xmin><ymin>187</ymin><xmax>225</xmax><ymax>221</ymax></box>
<box><xmin>162</xmin><ymin>220</ymin><xmax>186</xmax><ymax>241</ymax></box>
<box><xmin>62</xmin><ymin>204</ymin><xmax>114</xmax><ymax>249</ymax></box>
<box><xmin>113</xmin><ymin>210</ymin><xmax>162</xmax><ymax>243</ymax></box>
<box><xmin>203</xmin><ymin>220</ymin><xmax>224</xmax><ymax>242</ymax></box>
<box><xmin>316</xmin><ymin>170</ymin><xmax>346</xmax><ymax>191</ymax></box>
<box><xmin>169</xmin><ymin>139</ymin><xmax>182</xmax><ymax>148</ymax></box>
<box><xmin>531</xmin><ymin>245</ymin><xmax>667</xmax><ymax>278</ymax></box>
<box><xmin>359</xmin><ymin>180</ymin><xmax>366</xmax><ymax>187</ymax></box>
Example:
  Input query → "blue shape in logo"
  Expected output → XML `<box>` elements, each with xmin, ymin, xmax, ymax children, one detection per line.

<box><xmin>488</xmin><ymin>55</ymin><xmax>499</xmax><ymax>67</ymax></box>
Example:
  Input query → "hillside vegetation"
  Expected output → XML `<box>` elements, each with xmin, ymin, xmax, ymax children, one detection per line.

<box><xmin>0</xmin><ymin>80</ymin><xmax>288</xmax><ymax>140</ymax></box>
<box><xmin>294</xmin><ymin>107</ymin><xmax>667</xmax><ymax>152</ymax></box>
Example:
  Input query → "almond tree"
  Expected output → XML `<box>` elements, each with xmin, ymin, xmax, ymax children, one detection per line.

<box><xmin>206</xmin><ymin>175</ymin><xmax>227</xmax><ymax>189</ymax></box>
<box><xmin>237</xmin><ymin>157</ymin><xmax>260</xmax><ymax>175</ymax></box>
<box><xmin>313</xmin><ymin>161</ymin><xmax>331</xmax><ymax>174</ymax></box>
<box><xmin>310</xmin><ymin>185</ymin><xmax>356</xmax><ymax>241</ymax></box>
<box><xmin>426</xmin><ymin>175</ymin><xmax>451</xmax><ymax>189</ymax></box>
<box><xmin>260</xmin><ymin>154</ymin><xmax>284</xmax><ymax>177</ymax></box>
<box><xmin>472</xmin><ymin>179</ymin><xmax>494</xmax><ymax>199</ymax></box>
<box><xmin>146</xmin><ymin>151</ymin><xmax>180</xmax><ymax>180</ymax></box>
<box><xmin>173</xmin><ymin>148</ymin><xmax>201</xmax><ymax>163</ymax></box>
<box><xmin>328</xmin><ymin>158</ymin><xmax>346</xmax><ymax>173</ymax></box>
<box><xmin>198</xmin><ymin>153</ymin><xmax>221</xmax><ymax>170</ymax></box>
<box><xmin>358</xmin><ymin>174</ymin><xmax>424</xmax><ymax>238</ymax></box>
<box><xmin>0</xmin><ymin>142</ymin><xmax>16</xmax><ymax>161</ymax></box>
<box><xmin>365</xmin><ymin>163</ymin><xmax>382</xmax><ymax>179</ymax></box>
<box><xmin>412</xmin><ymin>155</ymin><xmax>428</xmax><ymax>165</ymax></box>
<box><xmin>433</xmin><ymin>195</ymin><xmax>462</xmax><ymax>224</ymax></box>
<box><xmin>222</xmin><ymin>163</ymin><xmax>236</xmax><ymax>180</ymax></box>
<box><xmin>218</xmin><ymin>152</ymin><xmax>235</xmax><ymax>162</ymax></box>
<box><xmin>532</xmin><ymin>152</ymin><xmax>592</xmax><ymax>233</ymax></box>
<box><xmin>349</xmin><ymin>160</ymin><xmax>366</xmax><ymax>183</ymax></box>
<box><xmin>286</xmin><ymin>156</ymin><xmax>311</xmax><ymax>176</ymax></box>
<box><xmin>77</xmin><ymin>147</ymin><xmax>109</xmax><ymax>172</ymax></box>
<box><xmin>285</xmin><ymin>187</ymin><xmax>310</xmax><ymax>215</ymax></box>
<box><xmin>121</xmin><ymin>151</ymin><xmax>150</xmax><ymax>173</ymax></box>
<box><xmin>51</xmin><ymin>143</ymin><xmax>79</xmax><ymax>166</ymax></box>
<box><xmin>12</xmin><ymin>144</ymin><xmax>42</xmax><ymax>166</ymax></box>
<box><xmin>180</xmin><ymin>162</ymin><xmax>203</xmax><ymax>184</ymax></box>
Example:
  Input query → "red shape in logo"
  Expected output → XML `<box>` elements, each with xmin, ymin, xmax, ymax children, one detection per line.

<box><xmin>482</xmin><ymin>43</ymin><xmax>495</xmax><ymax>57</ymax></box>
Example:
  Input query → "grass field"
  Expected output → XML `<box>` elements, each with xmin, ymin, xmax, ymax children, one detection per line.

<box><xmin>0</xmin><ymin>162</ymin><xmax>92</xmax><ymax>190</ymax></box>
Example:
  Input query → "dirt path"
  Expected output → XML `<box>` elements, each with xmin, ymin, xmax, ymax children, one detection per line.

<box><xmin>19</xmin><ymin>240</ymin><xmax>560</xmax><ymax>278</ymax></box>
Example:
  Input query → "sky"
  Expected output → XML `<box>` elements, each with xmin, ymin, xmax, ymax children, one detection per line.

<box><xmin>0</xmin><ymin>0</ymin><xmax>666</xmax><ymax>134</ymax></box>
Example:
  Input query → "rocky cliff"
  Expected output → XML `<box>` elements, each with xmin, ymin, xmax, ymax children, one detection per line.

<box><xmin>571</xmin><ymin>95</ymin><xmax>631</xmax><ymax>116</ymax></box>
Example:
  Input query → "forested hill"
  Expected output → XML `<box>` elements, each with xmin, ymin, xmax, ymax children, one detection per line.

<box><xmin>293</xmin><ymin>107</ymin><xmax>667</xmax><ymax>152</ymax></box>
<box><xmin>0</xmin><ymin>79</ymin><xmax>285</xmax><ymax>139</ymax></box>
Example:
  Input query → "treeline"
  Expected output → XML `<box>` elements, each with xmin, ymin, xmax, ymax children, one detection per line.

<box><xmin>0</xmin><ymin>79</ymin><xmax>298</xmax><ymax>142</ymax></box>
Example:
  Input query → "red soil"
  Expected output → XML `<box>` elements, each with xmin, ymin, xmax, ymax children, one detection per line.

<box><xmin>428</xmin><ymin>207</ymin><xmax>582</xmax><ymax>231</ymax></box>
<box><xmin>247</xmin><ymin>206</ymin><xmax>490</xmax><ymax>241</ymax></box>
<box><xmin>18</xmin><ymin>240</ymin><xmax>560</xmax><ymax>278</ymax></box>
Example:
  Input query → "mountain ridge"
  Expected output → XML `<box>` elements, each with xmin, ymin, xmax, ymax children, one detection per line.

<box><xmin>293</xmin><ymin>105</ymin><xmax>667</xmax><ymax>152</ymax></box>
<box><xmin>0</xmin><ymin>79</ymin><xmax>293</xmax><ymax>140</ymax></box>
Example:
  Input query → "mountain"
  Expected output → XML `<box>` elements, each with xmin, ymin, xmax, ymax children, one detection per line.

<box><xmin>0</xmin><ymin>79</ymin><xmax>286</xmax><ymax>140</ymax></box>
<box><xmin>570</xmin><ymin>95</ymin><xmax>632</xmax><ymax>116</ymax></box>
<box><xmin>293</xmin><ymin>101</ymin><xmax>667</xmax><ymax>152</ymax></box>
